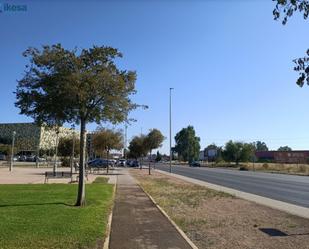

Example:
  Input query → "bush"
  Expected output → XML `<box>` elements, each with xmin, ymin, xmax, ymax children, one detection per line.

<box><xmin>215</xmin><ymin>157</ymin><xmax>225</xmax><ymax>164</ymax></box>
<box><xmin>299</xmin><ymin>165</ymin><xmax>307</xmax><ymax>173</ymax></box>
<box><xmin>262</xmin><ymin>163</ymin><xmax>269</xmax><ymax>170</ymax></box>
<box><xmin>239</xmin><ymin>165</ymin><xmax>248</xmax><ymax>171</ymax></box>
<box><xmin>60</xmin><ymin>157</ymin><xmax>70</xmax><ymax>167</ymax></box>
<box><xmin>257</xmin><ymin>158</ymin><xmax>274</xmax><ymax>163</ymax></box>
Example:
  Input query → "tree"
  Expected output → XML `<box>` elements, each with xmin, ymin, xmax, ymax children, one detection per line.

<box><xmin>273</xmin><ymin>1</ymin><xmax>309</xmax><ymax>87</ymax></box>
<box><xmin>58</xmin><ymin>136</ymin><xmax>80</xmax><ymax>167</ymax></box>
<box><xmin>15</xmin><ymin>44</ymin><xmax>139</xmax><ymax>206</ymax></box>
<box><xmin>143</xmin><ymin>129</ymin><xmax>164</xmax><ymax>174</ymax></box>
<box><xmin>0</xmin><ymin>144</ymin><xmax>10</xmax><ymax>155</ymax></box>
<box><xmin>278</xmin><ymin>145</ymin><xmax>292</xmax><ymax>151</ymax></box>
<box><xmin>144</xmin><ymin>129</ymin><xmax>165</xmax><ymax>157</ymax></box>
<box><xmin>174</xmin><ymin>126</ymin><xmax>200</xmax><ymax>162</ymax></box>
<box><xmin>273</xmin><ymin>0</ymin><xmax>309</xmax><ymax>25</ymax></box>
<box><xmin>92</xmin><ymin>127</ymin><xmax>123</xmax><ymax>173</ymax></box>
<box><xmin>0</xmin><ymin>137</ymin><xmax>10</xmax><ymax>145</ymax></box>
<box><xmin>205</xmin><ymin>143</ymin><xmax>219</xmax><ymax>150</ymax></box>
<box><xmin>58</xmin><ymin>137</ymin><xmax>80</xmax><ymax>157</ymax></box>
<box><xmin>253</xmin><ymin>141</ymin><xmax>268</xmax><ymax>151</ymax></box>
<box><xmin>222</xmin><ymin>140</ymin><xmax>254</xmax><ymax>165</ymax></box>
<box><xmin>128</xmin><ymin>135</ymin><xmax>148</xmax><ymax>160</ymax></box>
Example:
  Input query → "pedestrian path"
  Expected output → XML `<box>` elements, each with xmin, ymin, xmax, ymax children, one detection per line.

<box><xmin>109</xmin><ymin>168</ymin><xmax>192</xmax><ymax>249</ymax></box>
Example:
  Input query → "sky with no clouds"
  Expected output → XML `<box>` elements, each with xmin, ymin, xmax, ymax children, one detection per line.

<box><xmin>1</xmin><ymin>0</ymin><xmax>309</xmax><ymax>153</ymax></box>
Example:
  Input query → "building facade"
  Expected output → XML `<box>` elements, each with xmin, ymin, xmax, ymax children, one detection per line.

<box><xmin>0</xmin><ymin>122</ymin><xmax>77</xmax><ymax>154</ymax></box>
<box><xmin>199</xmin><ymin>148</ymin><xmax>219</xmax><ymax>161</ymax></box>
<box><xmin>255</xmin><ymin>150</ymin><xmax>309</xmax><ymax>164</ymax></box>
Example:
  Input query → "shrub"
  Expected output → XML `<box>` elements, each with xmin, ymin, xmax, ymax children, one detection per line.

<box><xmin>299</xmin><ymin>165</ymin><xmax>307</xmax><ymax>173</ymax></box>
<box><xmin>239</xmin><ymin>165</ymin><xmax>248</xmax><ymax>171</ymax></box>
<box><xmin>60</xmin><ymin>157</ymin><xmax>70</xmax><ymax>167</ymax></box>
<box><xmin>262</xmin><ymin>163</ymin><xmax>269</xmax><ymax>170</ymax></box>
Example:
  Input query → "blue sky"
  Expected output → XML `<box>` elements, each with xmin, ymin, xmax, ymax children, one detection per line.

<box><xmin>1</xmin><ymin>0</ymin><xmax>309</xmax><ymax>153</ymax></box>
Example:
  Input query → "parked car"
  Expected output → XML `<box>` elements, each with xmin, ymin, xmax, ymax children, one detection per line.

<box><xmin>88</xmin><ymin>158</ymin><xmax>109</xmax><ymax>168</ymax></box>
<box><xmin>0</xmin><ymin>154</ymin><xmax>6</xmax><ymax>160</ymax></box>
<box><xmin>126</xmin><ymin>160</ymin><xmax>133</xmax><ymax>167</ymax></box>
<box><xmin>18</xmin><ymin>155</ymin><xmax>27</xmax><ymax>161</ymax></box>
<box><xmin>118</xmin><ymin>159</ymin><xmax>126</xmax><ymax>167</ymax></box>
<box><xmin>107</xmin><ymin>159</ymin><xmax>116</xmax><ymax>166</ymax></box>
<box><xmin>189</xmin><ymin>161</ymin><xmax>201</xmax><ymax>167</ymax></box>
<box><xmin>131</xmin><ymin>160</ymin><xmax>139</xmax><ymax>167</ymax></box>
<box><xmin>26</xmin><ymin>155</ymin><xmax>36</xmax><ymax>162</ymax></box>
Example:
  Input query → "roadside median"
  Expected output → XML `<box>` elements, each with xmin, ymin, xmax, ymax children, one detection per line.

<box><xmin>131</xmin><ymin>169</ymin><xmax>309</xmax><ymax>249</ymax></box>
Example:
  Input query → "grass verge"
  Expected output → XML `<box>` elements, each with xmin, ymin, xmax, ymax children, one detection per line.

<box><xmin>0</xmin><ymin>182</ymin><xmax>114</xmax><ymax>249</ymax></box>
<box><xmin>131</xmin><ymin>169</ymin><xmax>309</xmax><ymax>249</ymax></box>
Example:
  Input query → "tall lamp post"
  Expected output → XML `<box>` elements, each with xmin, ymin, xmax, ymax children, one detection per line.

<box><xmin>53</xmin><ymin>127</ymin><xmax>60</xmax><ymax>176</ymax></box>
<box><xmin>71</xmin><ymin>124</ymin><xmax>75</xmax><ymax>181</ymax></box>
<box><xmin>169</xmin><ymin>87</ymin><xmax>173</xmax><ymax>173</ymax></box>
<box><xmin>10</xmin><ymin>131</ymin><xmax>16</xmax><ymax>172</ymax></box>
<box><xmin>124</xmin><ymin>124</ymin><xmax>127</xmax><ymax>160</ymax></box>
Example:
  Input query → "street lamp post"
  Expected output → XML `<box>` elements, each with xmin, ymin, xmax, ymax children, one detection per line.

<box><xmin>71</xmin><ymin>125</ymin><xmax>75</xmax><ymax>182</ymax></box>
<box><xmin>53</xmin><ymin>128</ymin><xmax>60</xmax><ymax>176</ymax></box>
<box><xmin>10</xmin><ymin>131</ymin><xmax>16</xmax><ymax>172</ymax></box>
<box><xmin>124</xmin><ymin>124</ymin><xmax>127</xmax><ymax>160</ymax></box>
<box><xmin>169</xmin><ymin>87</ymin><xmax>173</xmax><ymax>173</ymax></box>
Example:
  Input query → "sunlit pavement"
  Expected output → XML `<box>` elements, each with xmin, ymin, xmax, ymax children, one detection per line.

<box><xmin>0</xmin><ymin>166</ymin><xmax>115</xmax><ymax>184</ymax></box>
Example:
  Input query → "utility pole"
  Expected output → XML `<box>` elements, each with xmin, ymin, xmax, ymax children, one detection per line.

<box><xmin>169</xmin><ymin>87</ymin><xmax>173</xmax><ymax>173</ymax></box>
<box><xmin>9</xmin><ymin>131</ymin><xmax>16</xmax><ymax>172</ymax></box>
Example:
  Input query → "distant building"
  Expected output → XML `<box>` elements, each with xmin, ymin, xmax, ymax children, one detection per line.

<box><xmin>0</xmin><ymin>122</ymin><xmax>77</xmax><ymax>154</ymax></box>
<box><xmin>255</xmin><ymin>150</ymin><xmax>309</xmax><ymax>164</ymax></box>
<box><xmin>199</xmin><ymin>147</ymin><xmax>219</xmax><ymax>161</ymax></box>
<box><xmin>199</xmin><ymin>150</ymin><xmax>206</xmax><ymax>161</ymax></box>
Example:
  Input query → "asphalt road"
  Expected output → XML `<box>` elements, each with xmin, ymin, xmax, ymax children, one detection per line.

<box><xmin>155</xmin><ymin>164</ymin><xmax>309</xmax><ymax>208</ymax></box>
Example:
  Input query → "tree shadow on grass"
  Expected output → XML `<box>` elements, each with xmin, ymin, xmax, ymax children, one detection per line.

<box><xmin>0</xmin><ymin>202</ymin><xmax>75</xmax><ymax>208</ymax></box>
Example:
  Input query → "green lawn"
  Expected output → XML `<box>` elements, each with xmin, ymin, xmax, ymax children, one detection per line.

<box><xmin>0</xmin><ymin>181</ymin><xmax>114</xmax><ymax>249</ymax></box>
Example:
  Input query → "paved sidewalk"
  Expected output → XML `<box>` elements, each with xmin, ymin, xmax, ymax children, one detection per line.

<box><xmin>0</xmin><ymin>166</ymin><xmax>116</xmax><ymax>184</ymax></box>
<box><xmin>109</xmin><ymin>169</ymin><xmax>192</xmax><ymax>249</ymax></box>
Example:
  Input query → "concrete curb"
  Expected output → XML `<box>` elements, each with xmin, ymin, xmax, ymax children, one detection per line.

<box><xmin>137</xmin><ymin>182</ymin><xmax>199</xmax><ymax>249</ymax></box>
<box><xmin>103</xmin><ymin>174</ymin><xmax>118</xmax><ymax>249</ymax></box>
<box><xmin>156</xmin><ymin>169</ymin><xmax>309</xmax><ymax>219</ymax></box>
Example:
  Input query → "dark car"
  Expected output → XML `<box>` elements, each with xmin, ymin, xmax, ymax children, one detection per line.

<box><xmin>88</xmin><ymin>158</ymin><xmax>109</xmax><ymax>168</ymax></box>
<box><xmin>126</xmin><ymin>160</ymin><xmax>139</xmax><ymax>167</ymax></box>
<box><xmin>189</xmin><ymin>161</ymin><xmax>201</xmax><ymax>167</ymax></box>
<box><xmin>132</xmin><ymin>160</ymin><xmax>139</xmax><ymax>167</ymax></box>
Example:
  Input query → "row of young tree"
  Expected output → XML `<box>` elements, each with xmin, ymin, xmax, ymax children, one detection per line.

<box><xmin>125</xmin><ymin>124</ymin><xmax>294</xmax><ymax>165</ymax></box>
<box><xmin>127</xmin><ymin>129</ymin><xmax>165</xmax><ymax>160</ymax></box>
<box><xmin>205</xmin><ymin>141</ymin><xmax>292</xmax><ymax>165</ymax></box>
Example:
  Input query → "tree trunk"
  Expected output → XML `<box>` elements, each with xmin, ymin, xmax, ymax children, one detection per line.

<box><xmin>75</xmin><ymin>118</ymin><xmax>86</xmax><ymax>207</ymax></box>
